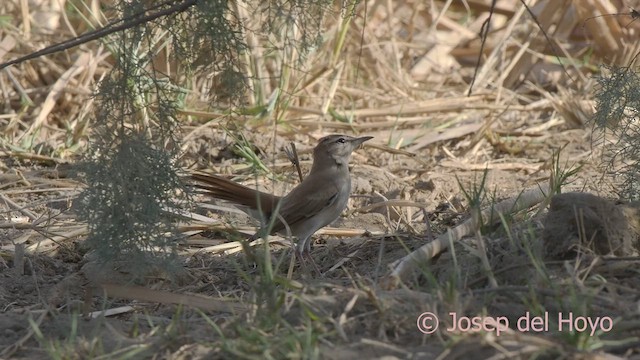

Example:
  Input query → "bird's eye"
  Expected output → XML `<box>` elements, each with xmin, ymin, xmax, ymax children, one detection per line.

<box><xmin>336</xmin><ymin>138</ymin><xmax>346</xmax><ymax>143</ymax></box>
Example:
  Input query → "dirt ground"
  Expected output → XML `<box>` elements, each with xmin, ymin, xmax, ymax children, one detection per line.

<box><xmin>3</xmin><ymin>120</ymin><xmax>640</xmax><ymax>359</ymax></box>
<box><xmin>4</xmin><ymin>0</ymin><xmax>640</xmax><ymax>358</ymax></box>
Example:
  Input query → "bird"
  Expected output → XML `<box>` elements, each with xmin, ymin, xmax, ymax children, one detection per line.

<box><xmin>191</xmin><ymin>134</ymin><xmax>373</xmax><ymax>271</ymax></box>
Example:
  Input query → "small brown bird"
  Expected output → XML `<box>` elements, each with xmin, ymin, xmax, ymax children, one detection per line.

<box><xmin>192</xmin><ymin>135</ymin><xmax>373</xmax><ymax>268</ymax></box>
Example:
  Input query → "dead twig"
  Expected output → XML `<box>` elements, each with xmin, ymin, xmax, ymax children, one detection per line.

<box><xmin>383</xmin><ymin>184</ymin><xmax>551</xmax><ymax>288</ymax></box>
<box><xmin>284</xmin><ymin>142</ymin><xmax>304</xmax><ymax>183</ymax></box>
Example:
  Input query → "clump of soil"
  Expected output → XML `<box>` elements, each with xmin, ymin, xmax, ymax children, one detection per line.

<box><xmin>542</xmin><ymin>192</ymin><xmax>640</xmax><ymax>258</ymax></box>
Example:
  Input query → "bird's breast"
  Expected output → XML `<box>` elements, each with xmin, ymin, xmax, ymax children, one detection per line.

<box><xmin>324</xmin><ymin>174</ymin><xmax>351</xmax><ymax>219</ymax></box>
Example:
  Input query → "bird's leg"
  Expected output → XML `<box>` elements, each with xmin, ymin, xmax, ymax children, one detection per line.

<box><xmin>293</xmin><ymin>249</ymin><xmax>313</xmax><ymax>276</ymax></box>
<box><xmin>303</xmin><ymin>249</ymin><xmax>323</xmax><ymax>276</ymax></box>
<box><xmin>295</xmin><ymin>239</ymin><xmax>322</xmax><ymax>276</ymax></box>
<box><xmin>305</xmin><ymin>238</ymin><xmax>324</xmax><ymax>275</ymax></box>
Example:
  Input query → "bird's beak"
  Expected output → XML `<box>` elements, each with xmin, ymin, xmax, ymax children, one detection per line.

<box><xmin>352</xmin><ymin>136</ymin><xmax>373</xmax><ymax>149</ymax></box>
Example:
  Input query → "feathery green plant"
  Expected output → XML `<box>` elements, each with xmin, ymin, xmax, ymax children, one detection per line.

<box><xmin>593</xmin><ymin>65</ymin><xmax>640</xmax><ymax>199</ymax></box>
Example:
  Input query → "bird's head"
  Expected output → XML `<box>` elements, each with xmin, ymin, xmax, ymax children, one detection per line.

<box><xmin>313</xmin><ymin>134</ymin><xmax>373</xmax><ymax>167</ymax></box>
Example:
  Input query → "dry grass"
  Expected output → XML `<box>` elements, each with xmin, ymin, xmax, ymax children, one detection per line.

<box><xmin>2</xmin><ymin>0</ymin><xmax>640</xmax><ymax>358</ymax></box>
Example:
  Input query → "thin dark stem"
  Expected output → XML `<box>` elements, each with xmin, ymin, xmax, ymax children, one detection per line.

<box><xmin>289</xmin><ymin>142</ymin><xmax>304</xmax><ymax>183</ymax></box>
<box><xmin>0</xmin><ymin>0</ymin><xmax>197</xmax><ymax>70</ymax></box>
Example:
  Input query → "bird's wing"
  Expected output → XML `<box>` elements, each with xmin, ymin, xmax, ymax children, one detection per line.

<box><xmin>268</xmin><ymin>180</ymin><xmax>340</xmax><ymax>234</ymax></box>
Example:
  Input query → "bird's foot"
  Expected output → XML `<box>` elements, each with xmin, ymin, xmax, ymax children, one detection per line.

<box><xmin>296</xmin><ymin>250</ymin><xmax>323</xmax><ymax>277</ymax></box>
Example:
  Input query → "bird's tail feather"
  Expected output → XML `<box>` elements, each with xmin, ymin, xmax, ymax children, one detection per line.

<box><xmin>190</xmin><ymin>172</ymin><xmax>278</xmax><ymax>215</ymax></box>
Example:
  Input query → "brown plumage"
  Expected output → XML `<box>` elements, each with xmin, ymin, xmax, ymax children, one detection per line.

<box><xmin>191</xmin><ymin>135</ymin><xmax>373</xmax><ymax>258</ymax></box>
<box><xmin>191</xmin><ymin>172</ymin><xmax>278</xmax><ymax>218</ymax></box>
